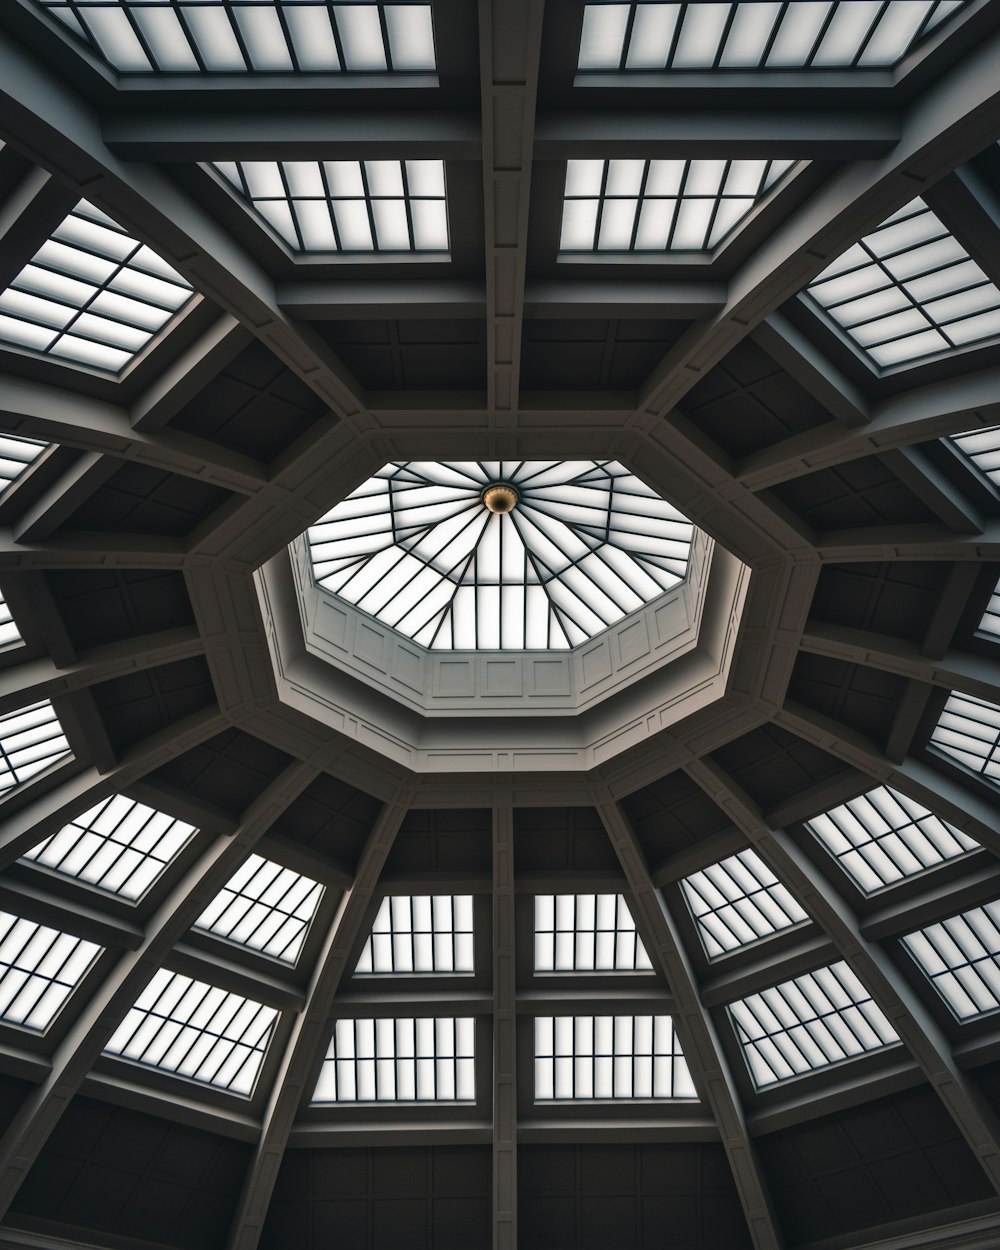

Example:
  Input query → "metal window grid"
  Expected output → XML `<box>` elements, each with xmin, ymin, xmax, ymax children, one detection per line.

<box><xmin>34</xmin><ymin>1</ymin><xmax>436</xmax><ymax>73</ymax></box>
<box><xmin>0</xmin><ymin>588</ymin><xmax>22</xmax><ymax>649</ymax></box>
<box><xmin>979</xmin><ymin>574</ymin><xmax>1000</xmax><ymax>640</ymax></box>
<box><xmin>212</xmin><ymin>159</ymin><xmax>448</xmax><ymax>254</ymax></box>
<box><xmin>21</xmin><ymin>795</ymin><xmax>197</xmax><ymax>902</ymax></box>
<box><xmin>930</xmin><ymin>691</ymin><xmax>1000</xmax><ymax>785</ymax></box>
<box><xmin>0</xmin><ymin>701</ymin><xmax>71</xmax><ymax>794</ymax></box>
<box><xmin>0</xmin><ymin>912</ymin><xmax>101</xmax><ymax>1031</ymax></box>
<box><xmin>0</xmin><ymin>435</ymin><xmax>49</xmax><ymax>500</ymax></box>
<box><xmin>308</xmin><ymin>460</ymin><xmax>694</xmax><ymax>650</ymax></box>
<box><xmin>104</xmin><ymin>968</ymin><xmax>278</xmax><ymax>1095</ymax></box>
<box><xmin>578</xmin><ymin>1</ymin><xmax>968</xmax><ymax>72</ymax></box>
<box><xmin>729</xmin><ymin>960</ymin><xmax>899</xmax><ymax>1089</ymax></box>
<box><xmin>313</xmin><ymin>1016</ymin><xmax>476</xmax><ymax>1103</ymax></box>
<box><xmin>560</xmin><ymin>158</ymin><xmax>794</xmax><ymax>253</ymax></box>
<box><xmin>533</xmin><ymin>894</ymin><xmax>653</xmax><ymax>972</ymax></box>
<box><xmin>804</xmin><ymin>198</ymin><xmax>1000</xmax><ymax>370</ymax></box>
<box><xmin>533</xmin><ymin>1014</ymin><xmax>695</xmax><ymax>1100</ymax></box>
<box><xmin>194</xmin><ymin>853</ymin><xmax>324</xmax><ymax>965</ymax></box>
<box><xmin>0</xmin><ymin>200</ymin><xmax>195</xmax><ymax>374</ymax></box>
<box><xmin>680</xmin><ymin>849</ymin><xmax>809</xmax><ymax>958</ymax></box>
<box><xmin>904</xmin><ymin>901</ymin><xmax>1000</xmax><ymax>1020</ymax></box>
<box><xmin>806</xmin><ymin>785</ymin><xmax>978</xmax><ymax>894</ymax></box>
<box><xmin>949</xmin><ymin>426</ymin><xmax>1000</xmax><ymax>488</ymax></box>
<box><xmin>355</xmin><ymin>895</ymin><xmax>474</xmax><ymax>975</ymax></box>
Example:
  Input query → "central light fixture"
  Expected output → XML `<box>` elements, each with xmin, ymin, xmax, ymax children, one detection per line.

<box><xmin>482</xmin><ymin>482</ymin><xmax>519</xmax><ymax>514</ymax></box>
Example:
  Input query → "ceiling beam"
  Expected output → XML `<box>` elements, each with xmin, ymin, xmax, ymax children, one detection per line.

<box><xmin>812</xmin><ymin>521</ymin><xmax>1000</xmax><ymax>563</ymax></box>
<box><xmin>0</xmin><ymin>530</ymin><xmax>189</xmax><ymax>571</ymax></box>
<box><xmin>749</xmin><ymin>313</ymin><xmax>870</xmax><ymax>428</ymax></box>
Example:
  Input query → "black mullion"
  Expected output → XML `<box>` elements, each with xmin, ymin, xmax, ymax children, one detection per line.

<box><xmin>110</xmin><ymin>1</ymin><xmax>160</xmax><ymax>70</ymax></box>
<box><xmin>803</xmin><ymin>1</ymin><xmax>841</xmax><ymax>69</ymax></box>
<box><xmin>168</xmin><ymin>981</ymin><xmax>225</xmax><ymax>1077</ymax></box>
<box><xmin>618</xmin><ymin>1</ymin><xmax>640</xmax><ymax>71</ymax></box>
<box><xmin>713</xmin><ymin>3</ymin><xmax>740</xmax><ymax>69</ymax></box>
<box><xmin>760</xmin><ymin>1</ymin><xmax>791</xmax><ymax>67</ymax></box>
<box><xmin>10</xmin><ymin>727</ymin><xmax>69</xmax><ymax>781</ymax></box>
<box><xmin>735</xmin><ymin>1000</ymin><xmax>782</xmax><ymax>1085</ymax></box>
<box><xmin>358</xmin><ymin>162</ymin><xmax>381</xmax><ymax>252</ymax></box>
<box><xmin>270</xmin><ymin>2</ymin><xmax>301</xmax><ymax>72</ymax></box>
<box><xmin>316</xmin><ymin>160</ymin><xmax>344</xmax><ymax>252</ymax></box>
<box><xmin>818</xmin><ymin>966</ymin><xmax>876</xmax><ymax>1053</ymax></box>
<box><xmin>664</xmin><ymin>1</ymin><xmax>686</xmax><ymax>67</ymax></box>
<box><xmin>399</xmin><ymin>160</ymin><xmax>416</xmax><ymax>251</ymax></box>
<box><xmin>273</xmin><ymin>161</ymin><xmax>307</xmax><ymax>252</ymax></box>
<box><xmin>324</xmin><ymin>0</ymin><xmax>349</xmax><ymax>72</ymax></box>
<box><xmin>218</xmin><ymin>0</ymin><xmax>256</xmax><ymax>72</ymax></box>
<box><xmin>166</xmin><ymin>0</ymin><xmax>212</xmax><ymax>73</ymax></box>
<box><xmin>506</xmin><ymin>510</ymin><xmax>594</xmax><ymax>642</ymax></box>
<box><xmin>3</xmin><ymin>926</ymin><xmax>60</xmax><ymax>1023</ymax></box>
<box><xmin>513</xmin><ymin>506</ymin><xmax>628</xmax><ymax>620</ymax></box>
<box><xmin>377</xmin><ymin>1</ymin><xmax>394</xmax><ymax>71</ymax></box>
<box><xmin>419</xmin><ymin>513</ymin><xmax>491</xmax><ymax>647</ymax></box>
<box><xmin>665</xmin><ymin>160</ymin><xmax>691</xmax><ymax>250</ymax></box>
<box><xmin>852</xmin><ymin>0</ymin><xmax>893</xmax><ymax>67</ymax></box>
<box><xmin>627</xmin><ymin>159</ymin><xmax>651</xmax><ymax>251</ymax></box>
<box><xmin>592</xmin><ymin>160</ymin><xmax>611</xmax><ymax>251</ymax></box>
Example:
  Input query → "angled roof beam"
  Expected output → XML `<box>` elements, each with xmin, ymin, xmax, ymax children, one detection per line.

<box><xmin>0</xmin><ymin>529</ymin><xmax>188</xmax><ymax>571</ymax></box>
<box><xmin>813</xmin><ymin>520</ymin><xmax>1000</xmax><ymax>563</ymax></box>
<box><xmin>750</xmin><ymin>313</ymin><xmax>870</xmax><ymax>428</ymax></box>
<box><xmin>0</xmin><ymin>166</ymin><xmax>79</xmax><ymax>291</ymax></box>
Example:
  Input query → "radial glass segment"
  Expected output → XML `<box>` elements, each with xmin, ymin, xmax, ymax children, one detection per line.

<box><xmin>681</xmin><ymin>849</ymin><xmax>809</xmax><ymax>958</ymax></box>
<box><xmin>534</xmin><ymin>1015</ymin><xmax>695</xmax><ymax>1100</ymax></box>
<box><xmin>931</xmin><ymin>691</ymin><xmax>1000</xmax><ymax>785</ymax></box>
<box><xmin>904</xmin><ymin>901</ymin><xmax>1000</xmax><ymax>1020</ymax></box>
<box><xmin>355</xmin><ymin>895</ymin><xmax>475</xmax><ymax>975</ymax></box>
<box><xmin>308</xmin><ymin>461</ymin><xmax>695</xmax><ymax>650</ymax></box>
<box><xmin>0</xmin><ymin>912</ymin><xmax>101</xmax><ymax>1031</ymax></box>
<box><xmin>313</xmin><ymin>1016</ymin><xmax>476</xmax><ymax>1103</ymax></box>
<box><xmin>533</xmin><ymin>894</ymin><xmax>652</xmax><ymax>972</ymax></box>
<box><xmin>0</xmin><ymin>701</ymin><xmax>71</xmax><ymax>793</ymax></box>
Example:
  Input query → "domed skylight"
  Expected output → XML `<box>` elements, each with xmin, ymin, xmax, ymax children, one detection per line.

<box><xmin>307</xmin><ymin>460</ymin><xmax>694</xmax><ymax>650</ymax></box>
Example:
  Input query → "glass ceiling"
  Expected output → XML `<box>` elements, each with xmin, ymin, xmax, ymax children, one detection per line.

<box><xmin>314</xmin><ymin>1016</ymin><xmax>476</xmax><ymax>1103</ymax></box>
<box><xmin>949</xmin><ymin>425</ymin><xmax>1000</xmax><ymax>488</ymax></box>
<box><xmin>308</xmin><ymin>461</ymin><xmax>694</xmax><ymax>650</ymax></box>
<box><xmin>212</xmin><ymin>160</ymin><xmax>448</xmax><ymax>254</ymax></box>
<box><xmin>578</xmin><ymin>1</ymin><xmax>968</xmax><ymax>71</ymax></box>
<box><xmin>355</xmin><ymin>895</ymin><xmax>475</xmax><ymax>975</ymax></box>
<box><xmin>35</xmin><ymin>1</ymin><xmax>436</xmax><ymax>73</ymax></box>
<box><xmin>534</xmin><ymin>1014</ymin><xmax>695</xmax><ymax>1100</ymax></box>
<box><xmin>533</xmin><ymin>894</ymin><xmax>653</xmax><ymax>973</ymax></box>
<box><xmin>680</xmin><ymin>848</ymin><xmax>809</xmax><ymax>958</ymax></box>
<box><xmin>980</xmin><ymin>575</ymin><xmax>1000</xmax><ymax>641</ymax></box>
<box><xmin>0</xmin><ymin>701</ymin><xmax>71</xmax><ymax>793</ymax></box>
<box><xmin>0</xmin><ymin>589</ymin><xmax>22</xmax><ymax>649</ymax></box>
<box><xmin>904</xmin><ymin>900</ymin><xmax>1000</xmax><ymax>1020</ymax></box>
<box><xmin>0</xmin><ymin>912</ymin><xmax>101</xmax><ymax>1031</ymax></box>
<box><xmin>931</xmin><ymin>691</ymin><xmax>1000</xmax><ymax>786</ymax></box>
<box><xmin>804</xmin><ymin>198</ymin><xmax>1000</xmax><ymax>370</ymax></box>
<box><xmin>0</xmin><ymin>200</ymin><xmax>195</xmax><ymax>375</ymax></box>
<box><xmin>561</xmin><ymin>158</ymin><xmax>794</xmax><ymax>253</ymax></box>
<box><xmin>0</xmin><ymin>435</ymin><xmax>49</xmax><ymax>498</ymax></box>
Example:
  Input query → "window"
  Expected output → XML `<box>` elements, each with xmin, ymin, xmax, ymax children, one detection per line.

<box><xmin>0</xmin><ymin>912</ymin><xmax>101</xmax><ymax>1031</ymax></box>
<box><xmin>22</xmin><ymin>795</ymin><xmax>197</xmax><ymax>901</ymax></box>
<box><xmin>194</xmin><ymin>853</ymin><xmax>324</xmax><ymax>965</ymax></box>
<box><xmin>930</xmin><ymin>691</ymin><xmax>1000</xmax><ymax>785</ymax></box>
<box><xmin>309</xmin><ymin>460</ymin><xmax>694</xmax><ymax>650</ymax></box>
<box><xmin>904</xmin><ymin>901</ymin><xmax>1000</xmax><ymax>1020</ymax></box>
<box><xmin>104</xmin><ymin>968</ymin><xmax>277</xmax><ymax>1095</ymax></box>
<box><xmin>560</xmin><ymin>158</ymin><xmax>794</xmax><ymax>253</ymax></box>
<box><xmin>0</xmin><ymin>200</ymin><xmax>195</xmax><ymax>374</ymax></box>
<box><xmin>534</xmin><ymin>1015</ymin><xmax>695</xmax><ymax>1100</ymax></box>
<box><xmin>680</xmin><ymin>849</ymin><xmax>808</xmax><ymax>958</ymax></box>
<box><xmin>578</xmin><ymin>1</ymin><xmax>968</xmax><ymax>71</ymax></box>
<box><xmin>533</xmin><ymin>894</ymin><xmax>652</xmax><ymax>972</ymax></box>
<box><xmin>978</xmin><ymin>574</ymin><xmax>1000</xmax><ymax>640</ymax></box>
<box><xmin>355</xmin><ymin>895</ymin><xmax>474</xmax><ymax>975</ymax></box>
<box><xmin>0</xmin><ymin>587</ymin><xmax>23</xmax><ymax>648</ymax></box>
<box><xmin>35</xmin><ymin>1</ymin><xmax>436</xmax><ymax>73</ymax></box>
<box><xmin>949</xmin><ymin>426</ymin><xmax>1000</xmax><ymax>488</ymax></box>
<box><xmin>313</xmin><ymin>1016</ymin><xmax>476</xmax><ymax>1103</ymax></box>
<box><xmin>212</xmin><ymin>160</ymin><xmax>448</xmax><ymax>253</ymax></box>
<box><xmin>805</xmin><ymin>785</ymin><xmax>978</xmax><ymax>894</ymax></box>
<box><xmin>0</xmin><ymin>701</ymin><xmax>71</xmax><ymax>793</ymax></box>
<box><xmin>0</xmin><ymin>435</ymin><xmax>49</xmax><ymax>498</ymax></box>
<box><xmin>729</xmin><ymin>961</ymin><xmax>899</xmax><ymax>1089</ymax></box>
<box><xmin>804</xmin><ymin>198</ymin><xmax>1000</xmax><ymax>369</ymax></box>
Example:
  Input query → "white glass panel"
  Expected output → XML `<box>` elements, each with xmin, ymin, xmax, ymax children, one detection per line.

<box><xmin>905</xmin><ymin>901</ymin><xmax>1000</xmax><ymax>1020</ymax></box>
<box><xmin>195</xmin><ymin>853</ymin><xmax>324</xmax><ymax>964</ymax></box>
<box><xmin>682</xmin><ymin>850</ymin><xmax>808</xmax><ymax>957</ymax></box>
<box><xmin>356</xmin><ymin>895</ymin><xmax>474</xmax><ymax>975</ymax></box>
<box><xmin>313</xmin><ymin>1016</ymin><xmax>475</xmax><ymax>1102</ymax></box>
<box><xmin>534</xmin><ymin>894</ymin><xmax>652</xmax><ymax>972</ymax></box>
<box><xmin>0</xmin><ymin>912</ymin><xmax>101</xmax><ymax>1031</ymax></box>
<box><xmin>534</xmin><ymin>1014</ymin><xmax>695</xmax><ymax>1100</ymax></box>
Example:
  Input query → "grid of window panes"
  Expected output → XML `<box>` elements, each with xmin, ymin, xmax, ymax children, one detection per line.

<box><xmin>212</xmin><ymin>160</ymin><xmax>448</xmax><ymax>253</ymax></box>
<box><xmin>805</xmin><ymin>785</ymin><xmax>978</xmax><ymax>895</ymax></box>
<box><xmin>35</xmin><ymin>1</ymin><xmax>436</xmax><ymax>72</ymax></box>
<box><xmin>104</xmin><ymin>968</ymin><xmax>277</xmax><ymax>1095</ymax></box>
<box><xmin>0</xmin><ymin>588</ymin><xmax>22</xmax><ymax>649</ymax></box>
<box><xmin>309</xmin><ymin>460</ymin><xmax>694</xmax><ymax>650</ymax></box>
<box><xmin>578</xmin><ymin>1</ymin><xmax>968</xmax><ymax>71</ymax></box>
<box><xmin>680</xmin><ymin>849</ymin><xmax>809</xmax><ymax>958</ymax></box>
<box><xmin>978</xmin><ymin>574</ymin><xmax>1000</xmax><ymax>640</ymax></box>
<box><xmin>560</xmin><ymin>158</ymin><xmax>794</xmax><ymax>253</ymax></box>
<box><xmin>0</xmin><ymin>435</ymin><xmax>49</xmax><ymax>499</ymax></box>
<box><xmin>313</xmin><ymin>1016</ymin><xmax>475</xmax><ymax>1103</ymax></box>
<box><xmin>0</xmin><ymin>702</ymin><xmax>71</xmax><ymax>794</ymax></box>
<box><xmin>805</xmin><ymin>199</ymin><xmax>1000</xmax><ymax>370</ymax></box>
<box><xmin>904</xmin><ymin>901</ymin><xmax>1000</xmax><ymax>1020</ymax></box>
<box><xmin>729</xmin><ymin>961</ymin><xmax>899</xmax><ymax>1089</ymax></box>
<box><xmin>949</xmin><ymin>426</ymin><xmax>1000</xmax><ymax>489</ymax></box>
<box><xmin>194</xmin><ymin>853</ymin><xmax>324</xmax><ymax>965</ymax></box>
<box><xmin>534</xmin><ymin>1015</ymin><xmax>695</xmax><ymax>1100</ymax></box>
<box><xmin>533</xmin><ymin>894</ymin><xmax>652</xmax><ymax>973</ymax></box>
<box><xmin>21</xmin><ymin>795</ymin><xmax>197</xmax><ymax>901</ymax></box>
<box><xmin>930</xmin><ymin>692</ymin><xmax>1000</xmax><ymax>785</ymax></box>
<box><xmin>0</xmin><ymin>912</ymin><xmax>101</xmax><ymax>1031</ymax></box>
<box><xmin>0</xmin><ymin>200</ymin><xmax>195</xmax><ymax>374</ymax></box>
<box><xmin>355</xmin><ymin>895</ymin><xmax>474</xmax><ymax>975</ymax></box>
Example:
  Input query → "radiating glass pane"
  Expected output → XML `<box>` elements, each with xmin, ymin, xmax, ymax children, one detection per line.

<box><xmin>681</xmin><ymin>849</ymin><xmax>809</xmax><ymax>957</ymax></box>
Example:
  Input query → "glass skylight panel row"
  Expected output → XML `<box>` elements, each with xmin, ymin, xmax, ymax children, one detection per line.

<box><xmin>931</xmin><ymin>692</ymin><xmax>1000</xmax><ymax>785</ymax></box>
<box><xmin>534</xmin><ymin>1015</ymin><xmax>695</xmax><ymax>1100</ymax></box>
<box><xmin>805</xmin><ymin>785</ymin><xmax>978</xmax><ymax>895</ymax></box>
<box><xmin>949</xmin><ymin>426</ymin><xmax>1000</xmax><ymax>488</ymax></box>
<box><xmin>903</xmin><ymin>901</ymin><xmax>1000</xmax><ymax>1020</ymax></box>
<box><xmin>533</xmin><ymin>894</ymin><xmax>652</xmax><ymax>972</ymax></box>
<box><xmin>561</xmin><ymin>158</ymin><xmax>793</xmax><ymax>253</ymax></box>
<box><xmin>313</xmin><ymin>1017</ymin><xmax>475</xmax><ymax>1103</ymax></box>
<box><xmin>309</xmin><ymin>461</ymin><xmax>694</xmax><ymax>650</ymax></box>
<box><xmin>0</xmin><ymin>912</ymin><xmax>101</xmax><ymax>1031</ymax></box>
<box><xmin>22</xmin><ymin>795</ymin><xmax>197</xmax><ymax>901</ymax></box>
<box><xmin>680</xmin><ymin>849</ymin><xmax>808</xmax><ymax>958</ymax></box>
<box><xmin>194</xmin><ymin>853</ymin><xmax>323</xmax><ymax>965</ymax></box>
<box><xmin>355</xmin><ymin>895</ymin><xmax>474</xmax><ymax>975</ymax></box>
<box><xmin>578</xmin><ymin>1</ymin><xmax>967</xmax><ymax>72</ymax></box>
<box><xmin>36</xmin><ymin>2</ymin><xmax>436</xmax><ymax>73</ymax></box>
<box><xmin>729</xmin><ymin>961</ymin><xmax>899</xmax><ymax>1089</ymax></box>
<box><xmin>0</xmin><ymin>701</ymin><xmax>71</xmax><ymax>793</ymax></box>
<box><xmin>0</xmin><ymin>200</ymin><xmax>195</xmax><ymax>374</ymax></box>
<box><xmin>978</xmin><ymin>574</ymin><xmax>1000</xmax><ymax>641</ymax></box>
<box><xmin>104</xmin><ymin>968</ymin><xmax>277</xmax><ymax>1095</ymax></box>
<box><xmin>0</xmin><ymin>588</ymin><xmax>22</xmax><ymax>649</ymax></box>
<box><xmin>0</xmin><ymin>435</ymin><xmax>49</xmax><ymax>497</ymax></box>
<box><xmin>212</xmin><ymin>160</ymin><xmax>448</xmax><ymax>253</ymax></box>
<box><xmin>805</xmin><ymin>198</ymin><xmax>1000</xmax><ymax>369</ymax></box>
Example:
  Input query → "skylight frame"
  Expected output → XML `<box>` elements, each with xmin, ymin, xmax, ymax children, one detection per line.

<box><xmin>355</xmin><ymin>894</ymin><xmax>475</xmax><ymax>976</ymax></box>
<box><xmin>978</xmin><ymin>573</ymin><xmax>1000</xmax><ymax>641</ymax></box>
<box><xmin>104</xmin><ymin>968</ymin><xmax>278</xmax><ymax>1096</ymax></box>
<box><xmin>533</xmin><ymin>1014</ymin><xmax>696</xmax><ymax>1101</ymax></box>
<box><xmin>0</xmin><ymin>912</ymin><xmax>102</xmax><ymax>1032</ymax></box>
<box><xmin>533</xmin><ymin>894</ymin><xmax>653</xmax><ymax>973</ymax></box>
<box><xmin>0</xmin><ymin>701</ymin><xmax>71</xmax><ymax>794</ymax></box>
<box><xmin>804</xmin><ymin>785</ymin><xmax>979</xmax><ymax>896</ymax></box>
<box><xmin>930</xmin><ymin>691</ymin><xmax>1000</xmax><ymax>787</ymax></box>
<box><xmin>0</xmin><ymin>435</ymin><xmax>50</xmax><ymax>501</ymax></box>
<box><xmin>903</xmin><ymin>901</ymin><xmax>1000</xmax><ymax>1021</ymax></box>
<box><xmin>680</xmin><ymin>848</ymin><xmax>809</xmax><ymax>959</ymax></box>
<box><xmin>0</xmin><ymin>200</ymin><xmax>196</xmax><ymax>376</ymax></box>
<box><xmin>728</xmin><ymin>960</ymin><xmax>900</xmax><ymax>1090</ymax></box>
<box><xmin>948</xmin><ymin>426</ymin><xmax>1000</xmax><ymax>491</ymax></box>
<box><xmin>33</xmin><ymin>1</ymin><xmax>438</xmax><ymax>75</ymax></box>
<box><xmin>0</xmin><ymin>587</ymin><xmax>23</xmax><ymax>649</ymax></box>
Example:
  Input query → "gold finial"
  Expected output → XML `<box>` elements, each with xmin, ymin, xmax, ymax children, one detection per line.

<box><xmin>482</xmin><ymin>483</ymin><xmax>519</xmax><ymax>514</ymax></box>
